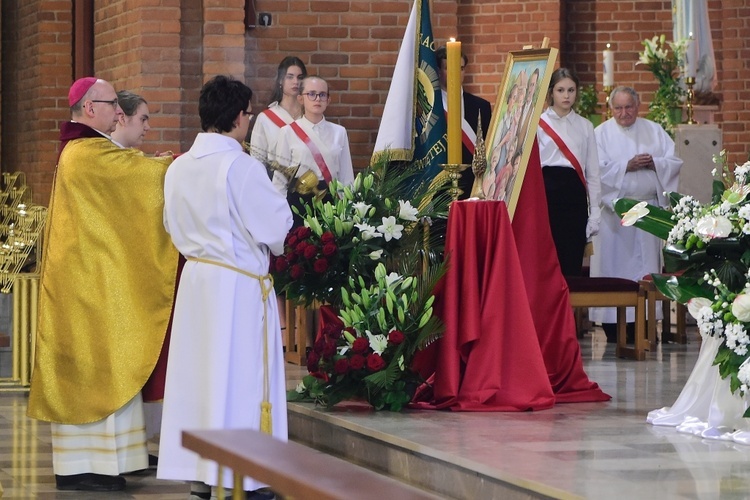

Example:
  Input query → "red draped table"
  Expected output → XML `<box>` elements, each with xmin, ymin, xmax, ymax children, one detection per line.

<box><xmin>412</xmin><ymin>141</ymin><xmax>609</xmax><ymax>410</ymax></box>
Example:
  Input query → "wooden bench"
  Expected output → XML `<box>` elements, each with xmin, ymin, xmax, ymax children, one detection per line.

<box><xmin>182</xmin><ymin>429</ymin><xmax>440</xmax><ymax>500</ymax></box>
<box><xmin>566</xmin><ymin>276</ymin><xmax>648</xmax><ymax>360</ymax></box>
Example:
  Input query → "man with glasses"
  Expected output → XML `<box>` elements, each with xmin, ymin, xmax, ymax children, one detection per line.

<box><xmin>435</xmin><ymin>46</ymin><xmax>492</xmax><ymax>199</ymax></box>
<box><xmin>590</xmin><ymin>86</ymin><xmax>683</xmax><ymax>344</ymax></box>
<box><xmin>27</xmin><ymin>77</ymin><xmax>179</xmax><ymax>491</ymax></box>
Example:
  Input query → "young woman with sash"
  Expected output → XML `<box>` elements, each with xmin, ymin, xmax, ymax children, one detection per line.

<box><xmin>537</xmin><ymin>68</ymin><xmax>601</xmax><ymax>277</ymax></box>
<box><xmin>249</xmin><ymin>56</ymin><xmax>307</xmax><ymax>174</ymax></box>
<box><xmin>272</xmin><ymin>75</ymin><xmax>354</xmax><ymax>227</ymax></box>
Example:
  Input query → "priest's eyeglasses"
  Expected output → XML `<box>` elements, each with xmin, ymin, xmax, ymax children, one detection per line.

<box><xmin>90</xmin><ymin>99</ymin><xmax>119</xmax><ymax>108</ymax></box>
<box><xmin>303</xmin><ymin>92</ymin><xmax>329</xmax><ymax>101</ymax></box>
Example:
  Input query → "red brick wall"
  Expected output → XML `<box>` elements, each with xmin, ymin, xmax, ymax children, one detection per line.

<box><xmin>1</xmin><ymin>0</ymin><xmax>750</xmax><ymax>204</ymax></box>
<box><xmin>1</xmin><ymin>0</ymin><xmax>72</xmax><ymax>204</ymax></box>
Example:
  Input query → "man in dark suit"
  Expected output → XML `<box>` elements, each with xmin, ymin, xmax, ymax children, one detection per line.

<box><xmin>436</xmin><ymin>46</ymin><xmax>493</xmax><ymax>199</ymax></box>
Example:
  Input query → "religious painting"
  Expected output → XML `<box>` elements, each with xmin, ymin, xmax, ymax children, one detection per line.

<box><xmin>482</xmin><ymin>47</ymin><xmax>558</xmax><ymax>219</ymax></box>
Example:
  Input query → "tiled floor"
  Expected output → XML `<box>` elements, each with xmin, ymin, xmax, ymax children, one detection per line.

<box><xmin>2</xmin><ymin>328</ymin><xmax>750</xmax><ymax>499</ymax></box>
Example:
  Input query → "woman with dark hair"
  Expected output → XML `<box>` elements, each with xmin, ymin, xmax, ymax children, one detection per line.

<box><xmin>249</xmin><ymin>56</ymin><xmax>307</xmax><ymax>169</ymax></box>
<box><xmin>157</xmin><ymin>75</ymin><xmax>292</xmax><ymax>500</ymax></box>
<box><xmin>537</xmin><ymin>67</ymin><xmax>601</xmax><ymax>276</ymax></box>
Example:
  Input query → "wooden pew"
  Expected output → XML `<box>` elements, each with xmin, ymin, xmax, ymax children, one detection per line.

<box><xmin>182</xmin><ymin>429</ymin><xmax>440</xmax><ymax>500</ymax></box>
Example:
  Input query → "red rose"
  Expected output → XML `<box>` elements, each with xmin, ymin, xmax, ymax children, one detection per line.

<box><xmin>306</xmin><ymin>351</ymin><xmax>320</xmax><ymax>372</ymax></box>
<box><xmin>366</xmin><ymin>353</ymin><xmax>386</xmax><ymax>372</ymax></box>
<box><xmin>313</xmin><ymin>258</ymin><xmax>329</xmax><ymax>274</ymax></box>
<box><xmin>296</xmin><ymin>226</ymin><xmax>312</xmax><ymax>239</ymax></box>
<box><xmin>334</xmin><ymin>358</ymin><xmax>349</xmax><ymax>374</ymax></box>
<box><xmin>286</xmin><ymin>235</ymin><xmax>298</xmax><ymax>247</ymax></box>
<box><xmin>388</xmin><ymin>330</ymin><xmax>405</xmax><ymax>345</ymax></box>
<box><xmin>295</xmin><ymin>241</ymin><xmax>308</xmax><ymax>256</ymax></box>
<box><xmin>304</xmin><ymin>245</ymin><xmax>318</xmax><ymax>260</ymax></box>
<box><xmin>289</xmin><ymin>264</ymin><xmax>304</xmax><ymax>280</ymax></box>
<box><xmin>351</xmin><ymin>337</ymin><xmax>369</xmax><ymax>354</ymax></box>
<box><xmin>322</xmin><ymin>243</ymin><xmax>337</xmax><ymax>256</ymax></box>
<box><xmin>274</xmin><ymin>256</ymin><xmax>289</xmax><ymax>273</ymax></box>
<box><xmin>321</xmin><ymin>231</ymin><xmax>335</xmax><ymax>243</ymax></box>
<box><xmin>349</xmin><ymin>354</ymin><xmax>365</xmax><ymax>370</ymax></box>
<box><xmin>286</xmin><ymin>252</ymin><xmax>298</xmax><ymax>263</ymax></box>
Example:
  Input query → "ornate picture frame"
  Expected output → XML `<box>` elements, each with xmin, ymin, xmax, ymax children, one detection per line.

<box><xmin>482</xmin><ymin>47</ymin><xmax>558</xmax><ymax>218</ymax></box>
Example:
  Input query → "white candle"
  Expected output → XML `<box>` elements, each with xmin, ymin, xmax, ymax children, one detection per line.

<box><xmin>603</xmin><ymin>44</ymin><xmax>614</xmax><ymax>87</ymax></box>
<box><xmin>686</xmin><ymin>33</ymin><xmax>697</xmax><ymax>79</ymax></box>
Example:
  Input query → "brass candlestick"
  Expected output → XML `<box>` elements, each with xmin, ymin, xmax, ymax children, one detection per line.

<box><xmin>440</xmin><ymin>163</ymin><xmax>470</xmax><ymax>202</ymax></box>
<box><xmin>603</xmin><ymin>85</ymin><xmax>613</xmax><ymax>119</ymax></box>
<box><xmin>685</xmin><ymin>76</ymin><xmax>697</xmax><ymax>124</ymax></box>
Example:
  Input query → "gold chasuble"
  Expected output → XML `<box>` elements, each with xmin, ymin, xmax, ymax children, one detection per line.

<box><xmin>27</xmin><ymin>135</ymin><xmax>178</xmax><ymax>424</ymax></box>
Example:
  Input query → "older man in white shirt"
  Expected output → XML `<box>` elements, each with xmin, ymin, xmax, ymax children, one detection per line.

<box><xmin>590</xmin><ymin>86</ymin><xmax>683</xmax><ymax>343</ymax></box>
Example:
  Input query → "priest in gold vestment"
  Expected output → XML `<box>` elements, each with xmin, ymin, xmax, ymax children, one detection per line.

<box><xmin>26</xmin><ymin>77</ymin><xmax>178</xmax><ymax>492</ymax></box>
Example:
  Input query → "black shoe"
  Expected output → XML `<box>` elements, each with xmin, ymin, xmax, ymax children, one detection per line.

<box><xmin>148</xmin><ymin>453</ymin><xmax>159</xmax><ymax>467</ymax></box>
<box><xmin>55</xmin><ymin>473</ymin><xmax>126</xmax><ymax>491</ymax></box>
<box><xmin>223</xmin><ymin>488</ymin><xmax>276</xmax><ymax>500</ymax></box>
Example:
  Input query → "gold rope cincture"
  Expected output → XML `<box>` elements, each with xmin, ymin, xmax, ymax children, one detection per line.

<box><xmin>187</xmin><ymin>256</ymin><xmax>274</xmax><ymax>434</ymax></box>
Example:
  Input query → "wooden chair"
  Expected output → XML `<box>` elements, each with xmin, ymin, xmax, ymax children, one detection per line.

<box><xmin>566</xmin><ymin>276</ymin><xmax>648</xmax><ymax>360</ymax></box>
<box><xmin>640</xmin><ymin>276</ymin><xmax>688</xmax><ymax>347</ymax></box>
<box><xmin>284</xmin><ymin>301</ymin><xmax>309</xmax><ymax>365</ymax></box>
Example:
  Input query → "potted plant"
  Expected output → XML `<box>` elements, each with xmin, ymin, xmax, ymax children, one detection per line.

<box><xmin>574</xmin><ymin>84</ymin><xmax>601</xmax><ymax>127</ymax></box>
<box><xmin>638</xmin><ymin>34</ymin><xmax>688</xmax><ymax>137</ymax></box>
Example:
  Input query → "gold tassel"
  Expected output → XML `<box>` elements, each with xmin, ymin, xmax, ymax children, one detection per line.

<box><xmin>260</xmin><ymin>401</ymin><xmax>272</xmax><ymax>434</ymax></box>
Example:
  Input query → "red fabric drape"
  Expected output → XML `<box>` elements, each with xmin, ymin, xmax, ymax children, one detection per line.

<box><xmin>411</xmin><ymin>200</ymin><xmax>556</xmax><ymax>411</ymax></box>
<box><xmin>411</xmin><ymin>139</ymin><xmax>609</xmax><ymax>410</ymax></box>
<box><xmin>511</xmin><ymin>140</ymin><xmax>610</xmax><ymax>403</ymax></box>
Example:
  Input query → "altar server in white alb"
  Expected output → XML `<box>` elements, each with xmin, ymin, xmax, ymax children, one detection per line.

<box><xmin>249</xmin><ymin>56</ymin><xmax>307</xmax><ymax>172</ymax></box>
<box><xmin>590</xmin><ymin>86</ymin><xmax>682</xmax><ymax>342</ymax></box>
<box><xmin>157</xmin><ymin>75</ymin><xmax>292</xmax><ymax>500</ymax></box>
<box><xmin>537</xmin><ymin>68</ymin><xmax>601</xmax><ymax>277</ymax></box>
<box><xmin>271</xmin><ymin>75</ymin><xmax>354</xmax><ymax>225</ymax></box>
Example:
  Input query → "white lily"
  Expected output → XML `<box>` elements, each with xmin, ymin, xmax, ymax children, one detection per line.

<box><xmin>377</xmin><ymin>216</ymin><xmax>404</xmax><ymax>241</ymax></box>
<box><xmin>355</xmin><ymin>223</ymin><xmax>382</xmax><ymax>240</ymax></box>
<box><xmin>398</xmin><ymin>200</ymin><xmax>419</xmax><ymax>221</ymax></box>
<box><xmin>368</xmin><ymin>249</ymin><xmax>384</xmax><ymax>260</ymax></box>
<box><xmin>366</xmin><ymin>330</ymin><xmax>388</xmax><ymax>355</ymax></box>
<box><xmin>352</xmin><ymin>202</ymin><xmax>372</xmax><ymax>219</ymax></box>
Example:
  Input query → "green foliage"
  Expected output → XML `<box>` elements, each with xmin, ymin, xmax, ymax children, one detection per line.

<box><xmin>574</xmin><ymin>84</ymin><xmax>599</xmax><ymax>117</ymax></box>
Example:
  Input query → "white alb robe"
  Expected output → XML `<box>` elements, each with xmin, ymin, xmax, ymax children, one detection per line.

<box><xmin>249</xmin><ymin>102</ymin><xmax>295</xmax><ymax>166</ymax></box>
<box><xmin>157</xmin><ymin>133</ymin><xmax>293</xmax><ymax>490</ymax></box>
<box><xmin>590</xmin><ymin>117</ymin><xmax>682</xmax><ymax>323</ymax></box>
<box><xmin>270</xmin><ymin>116</ymin><xmax>354</xmax><ymax>194</ymax></box>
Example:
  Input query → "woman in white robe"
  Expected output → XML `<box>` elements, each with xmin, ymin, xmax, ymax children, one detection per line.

<box><xmin>270</xmin><ymin>76</ymin><xmax>354</xmax><ymax>211</ymax></box>
<box><xmin>249</xmin><ymin>56</ymin><xmax>307</xmax><ymax>171</ymax></box>
<box><xmin>590</xmin><ymin>86</ymin><xmax>682</xmax><ymax>326</ymax></box>
<box><xmin>157</xmin><ymin>75</ymin><xmax>293</xmax><ymax>497</ymax></box>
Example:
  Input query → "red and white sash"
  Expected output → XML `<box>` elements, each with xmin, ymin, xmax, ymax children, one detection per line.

<box><xmin>262</xmin><ymin>108</ymin><xmax>288</xmax><ymax>128</ymax></box>
<box><xmin>538</xmin><ymin>118</ymin><xmax>587</xmax><ymax>189</ymax></box>
<box><xmin>289</xmin><ymin>122</ymin><xmax>333</xmax><ymax>183</ymax></box>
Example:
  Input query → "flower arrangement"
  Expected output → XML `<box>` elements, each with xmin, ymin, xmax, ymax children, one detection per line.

<box><xmin>637</xmin><ymin>34</ymin><xmax>688</xmax><ymax>137</ymax></box>
<box><xmin>290</xmin><ymin>261</ymin><xmax>445</xmax><ymax>411</ymax></box>
<box><xmin>615</xmin><ymin>151</ymin><xmax>750</xmax><ymax>415</ymax></box>
<box><xmin>271</xmin><ymin>163</ymin><xmax>449</xmax><ymax>308</ymax></box>
<box><xmin>276</xmin><ymin>159</ymin><xmax>451</xmax><ymax>411</ymax></box>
